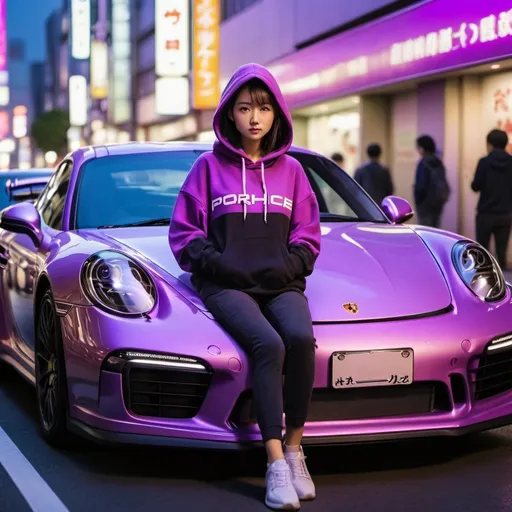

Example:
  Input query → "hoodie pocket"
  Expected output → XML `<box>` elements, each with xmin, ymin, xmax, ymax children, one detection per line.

<box><xmin>216</xmin><ymin>238</ymin><xmax>296</xmax><ymax>290</ymax></box>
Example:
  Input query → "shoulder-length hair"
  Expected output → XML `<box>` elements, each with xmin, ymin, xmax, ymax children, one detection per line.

<box><xmin>218</xmin><ymin>78</ymin><xmax>290</xmax><ymax>157</ymax></box>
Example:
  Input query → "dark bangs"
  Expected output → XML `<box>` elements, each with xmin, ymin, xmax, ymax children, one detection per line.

<box><xmin>219</xmin><ymin>78</ymin><xmax>290</xmax><ymax>157</ymax></box>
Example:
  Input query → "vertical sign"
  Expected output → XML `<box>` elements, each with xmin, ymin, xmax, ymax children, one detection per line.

<box><xmin>91</xmin><ymin>40</ymin><xmax>108</xmax><ymax>98</ymax></box>
<box><xmin>0</xmin><ymin>0</ymin><xmax>6</xmax><ymax>71</ymax></box>
<box><xmin>193</xmin><ymin>0</ymin><xmax>220</xmax><ymax>110</ymax></box>
<box><xmin>111</xmin><ymin>0</ymin><xmax>131</xmax><ymax>124</ymax></box>
<box><xmin>12</xmin><ymin>105</ymin><xmax>27</xmax><ymax>138</ymax></box>
<box><xmin>0</xmin><ymin>110</ymin><xmax>8</xmax><ymax>139</ymax></box>
<box><xmin>71</xmin><ymin>0</ymin><xmax>91</xmax><ymax>59</ymax></box>
<box><xmin>69</xmin><ymin>75</ymin><xmax>88</xmax><ymax>126</ymax></box>
<box><xmin>155</xmin><ymin>0</ymin><xmax>190</xmax><ymax>77</ymax></box>
<box><xmin>0</xmin><ymin>0</ymin><xmax>8</xmax><ymax>107</ymax></box>
<box><xmin>155</xmin><ymin>77</ymin><xmax>190</xmax><ymax>115</ymax></box>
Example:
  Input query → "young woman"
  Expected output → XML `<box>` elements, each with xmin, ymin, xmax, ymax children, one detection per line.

<box><xmin>169</xmin><ymin>63</ymin><xmax>321</xmax><ymax>510</ymax></box>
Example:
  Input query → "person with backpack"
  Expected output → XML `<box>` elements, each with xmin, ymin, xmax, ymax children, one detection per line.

<box><xmin>471</xmin><ymin>129</ymin><xmax>512</xmax><ymax>270</ymax></box>
<box><xmin>354</xmin><ymin>143</ymin><xmax>394</xmax><ymax>206</ymax></box>
<box><xmin>413</xmin><ymin>135</ymin><xmax>450</xmax><ymax>227</ymax></box>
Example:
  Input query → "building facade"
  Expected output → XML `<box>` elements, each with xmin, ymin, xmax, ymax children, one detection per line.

<box><xmin>30</xmin><ymin>62</ymin><xmax>46</xmax><ymax>119</ymax></box>
<box><xmin>44</xmin><ymin>9</ymin><xmax>67</xmax><ymax>112</ymax></box>
<box><xmin>129</xmin><ymin>0</ymin><xmax>512</xmax><ymax>264</ymax></box>
<box><xmin>38</xmin><ymin>0</ymin><xmax>512</xmax><ymax>263</ymax></box>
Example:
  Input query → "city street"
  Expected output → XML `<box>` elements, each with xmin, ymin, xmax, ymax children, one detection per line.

<box><xmin>2</xmin><ymin>0</ymin><xmax>512</xmax><ymax>507</ymax></box>
<box><xmin>2</xmin><ymin>346</ymin><xmax>512</xmax><ymax>512</ymax></box>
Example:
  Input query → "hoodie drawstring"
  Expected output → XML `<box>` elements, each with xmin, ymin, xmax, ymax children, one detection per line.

<box><xmin>261</xmin><ymin>161</ymin><xmax>267</xmax><ymax>224</ymax></box>
<box><xmin>240</xmin><ymin>157</ymin><xmax>268</xmax><ymax>224</ymax></box>
<box><xmin>241</xmin><ymin>157</ymin><xmax>248</xmax><ymax>221</ymax></box>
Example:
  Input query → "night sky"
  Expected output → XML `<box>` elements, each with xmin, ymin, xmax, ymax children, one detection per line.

<box><xmin>8</xmin><ymin>0</ymin><xmax>62</xmax><ymax>61</ymax></box>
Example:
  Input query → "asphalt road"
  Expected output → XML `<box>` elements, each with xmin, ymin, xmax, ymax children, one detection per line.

<box><xmin>2</xmin><ymin>364</ymin><xmax>512</xmax><ymax>512</ymax></box>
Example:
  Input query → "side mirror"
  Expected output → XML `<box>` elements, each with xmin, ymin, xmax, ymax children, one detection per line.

<box><xmin>0</xmin><ymin>202</ymin><xmax>45</xmax><ymax>247</ymax></box>
<box><xmin>381</xmin><ymin>196</ymin><xmax>414</xmax><ymax>224</ymax></box>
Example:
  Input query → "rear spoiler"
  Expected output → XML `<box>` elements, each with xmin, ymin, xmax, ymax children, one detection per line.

<box><xmin>5</xmin><ymin>177</ymin><xmax>50</xmax><ymax>203</ymax></box>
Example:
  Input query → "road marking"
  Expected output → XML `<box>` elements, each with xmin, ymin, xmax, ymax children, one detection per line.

<box><xmin>0</xmin><ymin>426</ymin><xmax>69</xmax><ymax>512</ymax></box>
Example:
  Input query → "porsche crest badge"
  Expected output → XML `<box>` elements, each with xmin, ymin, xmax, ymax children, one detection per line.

<box><xmin>343</xmin><ymin>303</ymin><xmax>359</xmax><ymax>314</ymax></box>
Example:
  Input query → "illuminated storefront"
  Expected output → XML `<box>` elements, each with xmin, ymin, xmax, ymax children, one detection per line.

<box><xmin>264</xmin><ymin>0</ymin><xmax>512</xmax><ymax>256</ymax></box>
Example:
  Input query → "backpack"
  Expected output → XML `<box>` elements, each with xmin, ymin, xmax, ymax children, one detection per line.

<box><xmin>423</xmin><ymin>159</ymin><xmax>450</xmax><ymax>210</ymax></box>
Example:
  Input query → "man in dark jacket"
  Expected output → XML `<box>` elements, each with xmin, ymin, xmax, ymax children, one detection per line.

<box><xmin>414</xmin><ymin>135</ymin><xmax>450</xmax><ymax>228</ymax></box>
<box><xmin>471</xmin><ymin>129</ymin><xmax>512</xmax><ymax>270</ymax></box>
<box><xmin>354</xmin><ymin>143</ymin><xmax>394</xmax><ymax>206</ymax></box>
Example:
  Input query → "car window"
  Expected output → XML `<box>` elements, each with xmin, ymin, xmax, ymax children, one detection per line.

<box><xmin>38</xmin><ymin>161</ymin><xmax>72</xmax><ymax>230</ymax></box>
<box><xmin>289</xmin><ymin>151</ymin><xmax>387</xmax><ymax>222</ymax></box>
<box><xmin>73</xmin><ymin>149</ymin><xmax>387</xmax><ymax>229</ymax></box>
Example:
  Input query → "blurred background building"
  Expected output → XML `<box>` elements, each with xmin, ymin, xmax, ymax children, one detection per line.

<box><xmin>1</xmin><ymin>0</ymin><xmax>511</xmax><ymax>263</ymax></box>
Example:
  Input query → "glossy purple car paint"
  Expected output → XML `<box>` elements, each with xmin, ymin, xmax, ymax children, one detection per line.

<box><xmin>1</xmin><ymin>142</ymin><xmax>512</xmax><ymax>450</ymax></box>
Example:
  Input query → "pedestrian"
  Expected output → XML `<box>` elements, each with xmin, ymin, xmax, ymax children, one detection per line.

<box><xmin>471</xmin><ymin>129</ymin><xmax>512</xmax><ymax>270</ymax></box>
<box><xmin>413</xmin><ymin>135</ymin><xmax>450</xmax><ymax>227</ymax></box>
<box><xmin>168</xmin><ymin>63</ymin><xmax>321</xmax><ymax>510</ymax></box>
<box><xmin>354</xmin><ymin>143</ymin><xmax>394</xmax><ymax>205</ymax></box>
<box><xmin>331</xmin><ymin>152</ymin><xmax>344</xmax><ymax>167</ymax></box>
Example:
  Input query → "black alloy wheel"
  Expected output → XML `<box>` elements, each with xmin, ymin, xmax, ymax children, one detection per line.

<box><xmin>35</xmin><ymin>289</ymin><xmax>71</xmax><ymax>446</ymax></box>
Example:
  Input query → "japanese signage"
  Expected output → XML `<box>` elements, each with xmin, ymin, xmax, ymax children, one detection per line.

<box><xmin>111</xmin><ymin>0</ymin><xmax>131</xmax><ymax>124</ymax></box>
<box><xmin>268</xmin><ymin>0</ymin><xmax>512</xmax><ymax>109</ymax></box>
<box><xmin>155</xmin><ymin>0</ymin><xmax>190</xmax><ymax>77</ymax></box>
<box><xmin>483</xmin><ymin>72</ymin><xmax>512</xmax><ymax>153</ymax></box>
<box><xmin>91</xmin><ymin>41</ymin><xmax>108</xmax><ymax>99</ymax></box>
<box><xmin>71</xmin><ymin>0</ymin><xmax>91</xmax><ymax>60</ymax></box>
<box><xmin>193</xmin><ymin>0</ymin><xmax>220</xmax><ymax>110</ymax></box>
<box><xmin>69</xmin><ymin>75</ymin><xmax>88</xmax><ymax>127</ymax></box>
<box><xmin>389</xmin><ymin>11</ymin><xmax>512</xmax><ymax>66</ymax></box>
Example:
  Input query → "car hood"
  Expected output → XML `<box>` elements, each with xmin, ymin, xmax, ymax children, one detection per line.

<box><xmin>100</xmin><ymin>223</ymin><xmax>452</xmax><ymax>323</ymax></box>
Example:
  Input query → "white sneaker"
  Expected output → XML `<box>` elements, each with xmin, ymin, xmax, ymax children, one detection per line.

<box><xmin>285</xmin><ymin>447</ymin><xmax>316</xmax><ymax>500</ymax></box>
<box><xmin>265</xmin><ymin>458</ymin><xmax>301</xmax><ymax>510</ymax></box>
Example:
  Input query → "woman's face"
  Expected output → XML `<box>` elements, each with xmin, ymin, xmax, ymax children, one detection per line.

<box><xmin>230</xmin><ymin>86</ymin><xmax>275</xmax><ymax>145</ymax></box>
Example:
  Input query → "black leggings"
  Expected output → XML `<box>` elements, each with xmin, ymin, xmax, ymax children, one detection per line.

<box><xmin>205</xmin><ymin>289</ymin><xmax>316</xmax><ymax>442</ymax></box>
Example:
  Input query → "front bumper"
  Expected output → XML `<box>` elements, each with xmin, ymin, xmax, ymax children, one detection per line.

<box><xmin>60</xmin><ymin>284</ymin><xmax>512</xmax><ymax>449</ymax></box>
<box><xmin>66</xmin><ymin>411</ymin><xmax>512</xmax><ymax>450</ymax></box>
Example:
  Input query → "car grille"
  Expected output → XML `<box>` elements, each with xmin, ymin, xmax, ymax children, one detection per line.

<box><xmin>230</xmin><ymin>382</ymin><xmax>451</xmax><ymax>427</ymax></box>
<box><xmin>473</xmin><ymin>344</ymin><xmax>512</xmax><ymax>401</ymax></box>
<box><xmin>123</xmin><ymin>365</ymin><xmax>213</xmax><ymax>419</ymax></box>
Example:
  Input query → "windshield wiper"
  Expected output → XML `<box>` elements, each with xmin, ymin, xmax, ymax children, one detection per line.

<box><xmin>97</xmin><ymin>218</ymin><xmax>170</xmax><ymax>229</ymax></box>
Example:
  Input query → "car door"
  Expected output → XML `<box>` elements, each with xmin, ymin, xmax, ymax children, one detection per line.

<box><xmin>5</xmin><ymin>161</ymin><xmax>72</xmax><ymax>358</ymax></box>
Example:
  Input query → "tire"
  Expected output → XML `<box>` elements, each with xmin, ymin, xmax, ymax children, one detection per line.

<box><xmin>35</xmin><ymin>289</ymin><xmax>72</xmax><ymax>447</ymax></box>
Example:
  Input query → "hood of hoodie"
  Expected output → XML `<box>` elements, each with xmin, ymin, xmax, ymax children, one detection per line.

<box><xmin>488</xmin><ymin>149</ymin><xmax>512</xmax><ymax>172</ymax></box>
<box><xmin>212</xmin><ymin>63</ymin><xmax>293</xmax><ymax>168</ymax></box>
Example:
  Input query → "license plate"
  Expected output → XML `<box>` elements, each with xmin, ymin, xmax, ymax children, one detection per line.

<box><xmin>331</xmin><ymin>349</ymin><xmax>413</xmax><ymax>389</ymax></box>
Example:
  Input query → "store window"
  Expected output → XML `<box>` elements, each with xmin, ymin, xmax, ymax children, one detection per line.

<box><xmin>307</xmin><ymin>111</ymin><xmax>360</xmax><ymax>176</ymax></box>
<box><xmin>221</xmin><ymin>0</ymin><xmax>261</xmax><ymax>21</ymax></box>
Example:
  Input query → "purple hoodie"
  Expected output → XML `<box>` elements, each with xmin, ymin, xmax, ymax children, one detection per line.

<box><xmin>169</xmin><ymin>63</ymin><xmax>321</xmax><ymax>300</ymax></box>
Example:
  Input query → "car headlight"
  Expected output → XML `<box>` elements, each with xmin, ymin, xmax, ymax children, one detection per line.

<box><xmin>452</xmin><ymin>241</ymin><xmax>506</xmax><ymax>302</ymax></box>
<box><xmin>81</xmin><ymin>250</ymin><xmax>156</xmax><ymax>316</ymax></box>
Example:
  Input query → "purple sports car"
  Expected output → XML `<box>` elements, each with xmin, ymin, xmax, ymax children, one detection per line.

<box><xmin>0</xmin><ymin>142</ymin><xmax>511</xmax><ymax>449</ymax></box>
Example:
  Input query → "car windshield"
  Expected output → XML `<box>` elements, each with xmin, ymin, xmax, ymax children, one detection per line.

<box><xmin>74</xmin><ymin>150</ymin><xmax>388</xmax><ymax>229</ymax></box>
